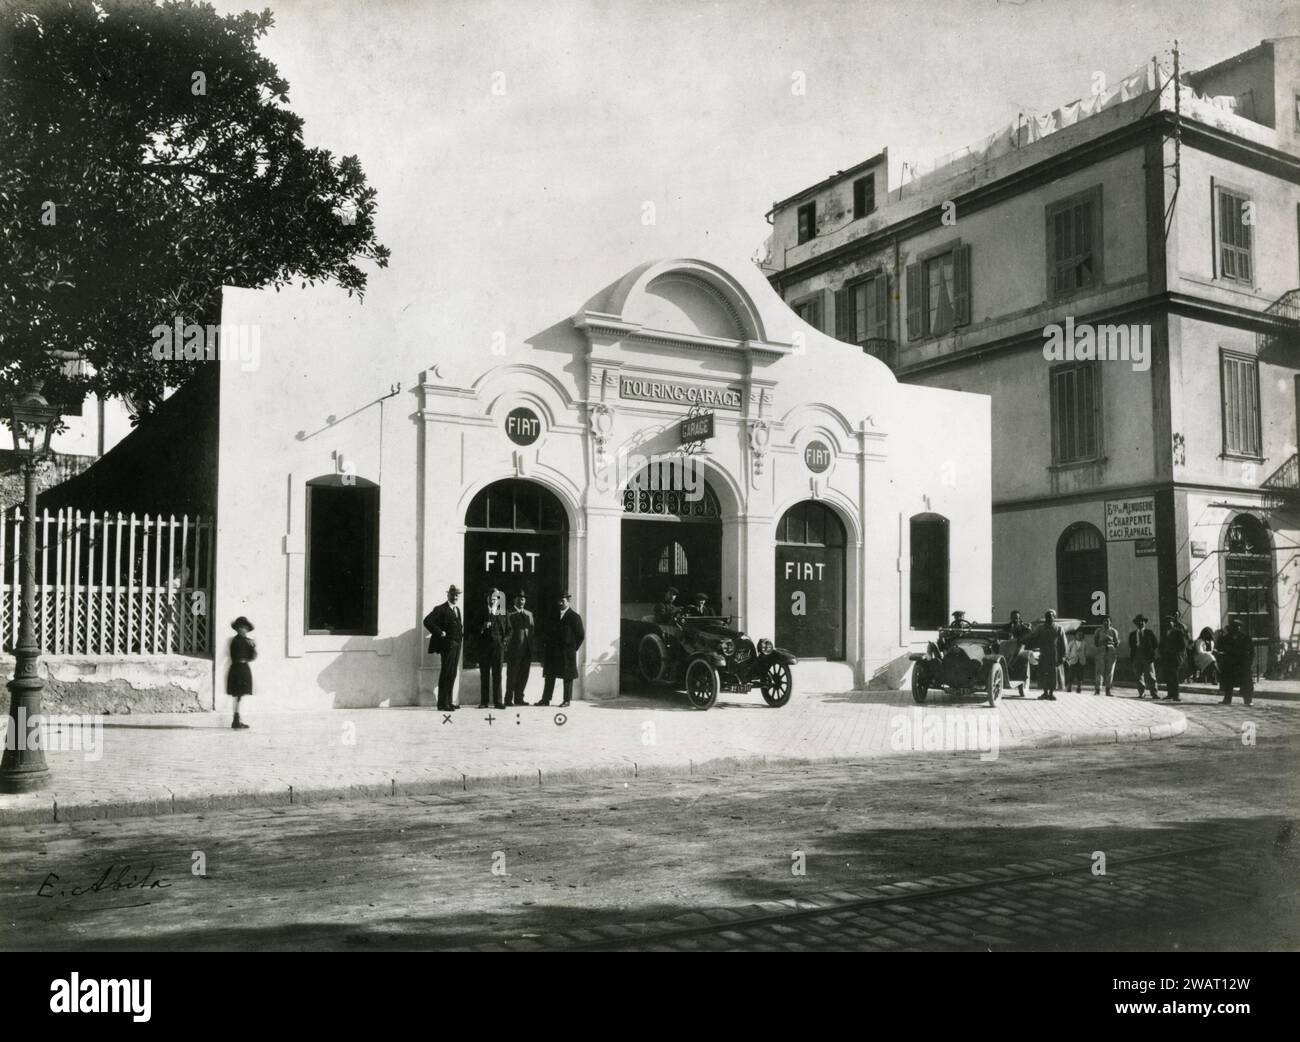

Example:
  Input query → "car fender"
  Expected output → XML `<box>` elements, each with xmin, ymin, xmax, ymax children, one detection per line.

<box><xmin>762</xmin><ymin>648</ymin><xmax>798</xmax><ymax>667</ymax></box>
<box><xmin>690</xmin><ymin>651</ymin><xmax>727</xmax><ymax>670</ymax></box>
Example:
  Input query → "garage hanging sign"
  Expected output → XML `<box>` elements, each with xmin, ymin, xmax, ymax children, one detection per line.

<box><xmin>1105</xmin><ymin>497</ymin><xmax>1156</xmax><ymax>541</ymax></box>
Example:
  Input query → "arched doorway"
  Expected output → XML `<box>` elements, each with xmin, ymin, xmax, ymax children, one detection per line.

<box><xmin>775</xmin><ymin>501</ymin><xmax>846</xmax><ymax>659</ymax></box>
<box><xmin>1222</xmin><ymin>513</ymin><xmax>1274</xmax><ymax>676</ymax></box>
<box><xmin>620</xmin><ymin>462</ymin><xmax>722</xmax><ymax>618</ymax></box>
<box><xmin>1057</xmin><ymin>522</ymin><xmax>1107</xmax><ymax>620</ymax></box>
<box><xmin>463</xmin><ymin>479</ymin><xmax>568</xmax><ymax>668</ymax></box>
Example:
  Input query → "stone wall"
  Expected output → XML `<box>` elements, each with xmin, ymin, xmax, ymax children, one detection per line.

<box><xmin>0</xmin><ymin>452</ymin><xmax>99</xmax><ymax>513</ymax></box>
<box><xmin>0</xmin><ymin>655</ymin><xmax>213</xmax><ymax>715</ymax></box>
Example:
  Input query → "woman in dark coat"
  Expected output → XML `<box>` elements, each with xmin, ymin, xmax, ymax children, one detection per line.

<box><xmin>227</xmin><ymin>616</ymin><xmax>257</xmax><ymax>730</ymax></box>
<box><xmin>1027</xmin><ymin>609</ymin><xmax>1067</xmax><ymax>701</ymax></box>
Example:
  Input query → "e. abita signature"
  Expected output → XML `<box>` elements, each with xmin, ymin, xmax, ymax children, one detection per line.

<box><xmin>37</xmin><ymin>864</ymin><xmax>172</xmax><ymax>898</ymax></box>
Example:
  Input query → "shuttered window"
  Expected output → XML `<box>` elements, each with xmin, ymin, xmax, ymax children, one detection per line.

<box><xmin>1221</xmin><ymin>351</ymin><xmax>1261</xmax><ymax>457</ymax></box>
<box><xmin>1046</xmin><ymin>187</ymin><xmax>1103</xmax><ymax>296</ymax></box>
<box><xmin>797</xmin><ymin>202</ymin><xmax>816</xmax><ymax>244</ymax></box>
<box><xmin>793</xmin><ymin>295</ymin><xmax>822</xmax><ymax>331</ymax></box>
<box><xmin>834</xmin><ymin>273</ymin><xmax>889</xmax><ymax>346</ymax></box>
<box><xmin>1215</xmin><ymin>186</ymin><xmax>1253</xmax><ymax>284</ymax></box>
<box><xmin>1050</xmin><ymin>363</ymin><xmax>1100</xmax><ymax>465</ymax></box>
<box><xmin>905</xmin><ymin>243</ymin><xmax>971</xmax><ymax>340</ymax></box>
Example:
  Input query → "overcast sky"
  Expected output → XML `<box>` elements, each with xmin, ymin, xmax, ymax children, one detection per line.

<box><xmin>208</xmin><ymin>0</ymin><xmax>1298</xmax><ymax>351</ymax></box>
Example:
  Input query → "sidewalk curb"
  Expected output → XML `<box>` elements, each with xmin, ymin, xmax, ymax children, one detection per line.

<box><xmin>0</xmin><ymin>707</ymin><xmax>1189</xmax><ymax>827</ymax></box>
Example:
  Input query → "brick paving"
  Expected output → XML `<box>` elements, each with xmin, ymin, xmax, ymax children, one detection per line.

<box><xmin>477</xmin><ymin>823</ymin><xmax>1294</xmax><ymax>951</ymax></box>
<box><xmin>4</xmin><ymin>683</ymin><xmax>1286</xmax><ymax>826</ymax></box>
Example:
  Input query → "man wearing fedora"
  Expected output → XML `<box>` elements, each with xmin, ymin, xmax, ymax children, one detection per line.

<box><xmin>424</xmin><ymin>584</ymin><xmax>464</xmax><ymax>711</ymax></box>
<box><xmin>537</xmin><ymin>592</ymin><xmax>584</xmax><ymax>708</ymax></box>
<box><xmin>1158</xmin><ymin>613</ymin><xmax>1191</xmax><ymax>702</ymax></box>
<box><xmin>1128</xmin><ymin>613</ymin><xmax>1159</xmax><ymax>698</ymax></box>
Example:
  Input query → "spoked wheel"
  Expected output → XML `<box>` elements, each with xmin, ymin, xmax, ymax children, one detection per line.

<box><xmin>685</xmin><ymin>659</ymin><xmax>720</xmax><ymax>710</ymax></box>
<box><xmin>912</xmin><ymin>665</ymin><xmax>929</xmax><ymax>703</ymax></box>
<box><xmin>638</xmin><ymin>632</ymin><xmax>670</xmax><ymax>683</ymax></box>
<box><xmin>760</xmin><ymin>661</ymin><xmax>793</xmax><ymax>707</ymax></box>
<box><xmin>986</xmin><ymin>663</ymin><xmax>1003</xmax><ymax>707</ymax></box>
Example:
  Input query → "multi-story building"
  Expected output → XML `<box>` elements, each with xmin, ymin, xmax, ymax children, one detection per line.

<box><xmin>767</xmin><ymin>39</ymin><xmax>1300</xmax><ymax>672</ymax></box>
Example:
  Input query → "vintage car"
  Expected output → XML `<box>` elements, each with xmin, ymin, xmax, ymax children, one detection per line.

<box><xmin>621</xmin><ymin>610</ymin><xmax>798</xmax><ymax>710</ymax></box>
<box><xmin>909</xmin><ymin>622</ymin><xmax>1036</xmax><ymax>706</ymax></box>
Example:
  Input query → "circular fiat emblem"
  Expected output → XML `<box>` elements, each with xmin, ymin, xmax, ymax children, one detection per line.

<box><xmin>804</xmin><ymin>439</ymin><xmax>832</xmax><ymax>473</ymax></box>
<box><xmin>505</xmin><ymin>407</ymin><xmax>541</xmax><ymax>446</ymax></box>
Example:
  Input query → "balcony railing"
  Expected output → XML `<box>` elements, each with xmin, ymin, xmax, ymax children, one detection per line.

<box><xmin>860</xmin><ymin>337</ymin><xmax>898</xmax><ymax>371</ymax></box>
<box><xmin>1262</xmin><ymin>452</ymin><xmax>1300</xmax><ymax>511</ymax></box>
<box><xmin>1256</xmin><ymin>288</ymin><xmax>1300</xmax><ymax>354</ymax></box>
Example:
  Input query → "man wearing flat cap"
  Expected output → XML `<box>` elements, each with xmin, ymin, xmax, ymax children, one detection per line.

<box><xmin>424</xmin><ymin>584</ymin><xmax>464</xmax><ymax>711</ymax></box>
<box><xmin>537</xmin><ymin>592</ymin><xmax>584</xmax><ymax>707</ymax></box>
<box><xmin>1128</xmin><ymin>613</ymin><xmax>1159</xmax><ymax>698</ymax></box>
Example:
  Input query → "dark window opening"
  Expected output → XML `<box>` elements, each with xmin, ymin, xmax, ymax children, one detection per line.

<box><xmin>306</xmin><ymin>478</ymin><xmax>379</xmax><ymax>635</ymax></box>
<box><xmin>797</xmin><ymin>202</ymin><xmax>816</xmax><ymax>244</ymax></box>
<box><xmin>853</xmin><ymin>174</ymin><xmax>875</xmax><ymax>219</ymax></box>
<box><xmin>909</xmin><ymin>513</ymin><xmax>949</xmax><ymax>629</ymax></box>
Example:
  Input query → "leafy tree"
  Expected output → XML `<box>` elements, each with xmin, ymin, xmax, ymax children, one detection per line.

<box><xmin>0</xmin><ymin>0</ymin><xmax>390</xmax><ymax>416</ymax></box>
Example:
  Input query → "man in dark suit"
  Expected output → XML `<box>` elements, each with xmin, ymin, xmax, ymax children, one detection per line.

<box><xmin>1128</xmin><ymin>613</ymin><xmax>1159</xmax><ymax>698</ymax></box>
<box><xmin>538</xmin><ymin>592</ymin><xmax>585</xmax><ymax>708</ymax></box>
<box><xmin>1158</xmin><ymin>613</ymin><xmax>1190</xmax><ymax>703</ymax></box>
<box><xmin>505</xmin><ymin>590</ymin><xmax>535</xmax><ymax>707</ymax></box>
<box><xmin>1216</xmin><ymin>618</ymin><xmax>1255</xmax><ymax>706</ymax></box>
<box><xmin>423</xmin><ymin>584</ymin><xmax>464</xmax><ymax>711</ymax></box>
<box><xmin>473</xmin><ymin>588</ymin><xmax>509</xmax><ymax>710</ymax></box>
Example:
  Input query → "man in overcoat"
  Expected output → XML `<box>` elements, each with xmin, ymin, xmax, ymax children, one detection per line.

<box><xmin>1216</xmin><ymin>618</ymin><xmax>1255</xmax><ymax>706</ymax></box>
<box><xmin>505</xmin><ymin>590</ymin><xmax>535</xmax><ymax>707</ymax></box>
<box><xmin>1158</xmin><ymin>613</ymin><xmax>1191</xmax><ymax>702</ymax></box>
<box><xmin>1028</xmin><ymin>609</ymin><xmax>1067</xmax><ymax>701</ymax></box>
<box><xmin>474</xmin><ymin>588</ymin><xmax>510</xmax><ymax>709</ymax></box>
<box><xmin>538</xmin><ymin>592</ymin><xmax>585</xmax><ymax>708</ymax></box>
<box><xmin>1128</xmin><ymin>614</ymin><xmax>1159</xmax><ymax>698</ymax></box>
<box><xmin>424</xmin><ymin>584</ymin><xmax>464</xmax><ymax>711</ymax></box>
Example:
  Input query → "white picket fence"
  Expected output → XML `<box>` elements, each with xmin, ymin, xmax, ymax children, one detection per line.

<box><xmin>0</xmin><ymin>509</ymin><xmax>214</xmax><ymax>656</ymax></box>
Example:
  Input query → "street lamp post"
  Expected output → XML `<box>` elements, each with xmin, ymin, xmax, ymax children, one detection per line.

<box><xmin>0</xmin><ymin>382</ymin><xmax>60</xmax><ymax>794</ymax></box>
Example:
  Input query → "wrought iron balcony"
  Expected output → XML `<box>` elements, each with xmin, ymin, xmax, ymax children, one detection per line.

<box><xmin>861</xmin><ymin>337</ymin><xmax>898</xmax><ymax>370</ymax></box>
<box><xmin>1256</xmin><ymin>288</ymin><xmax>1300</xmax><ymax>354</ymax></box>
<box><xmin>1262</xmin><ymin>452</ymin><xmax>1300</xmax><ymax>510</ymax></box>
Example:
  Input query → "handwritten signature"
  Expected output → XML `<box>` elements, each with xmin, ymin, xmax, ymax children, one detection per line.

<box><xmin>37</xmin><ymin>863</ymin><xmax>172</xmax><ymax>898</ymax></box>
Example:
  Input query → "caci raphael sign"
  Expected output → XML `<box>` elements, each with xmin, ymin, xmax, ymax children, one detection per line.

<box><xmin>1105</xmin><ymin>497</ymin><xmax>1156</xmax><ymax>541</ymax></box>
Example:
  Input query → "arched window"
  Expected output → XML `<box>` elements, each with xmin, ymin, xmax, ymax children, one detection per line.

<box><xmin>306</xmin><ymin>475</ymin><xmax>379</xmax><ymax>635</ymax></box>
<box><xmin>1223</xmin><ymin>513</ymin><xmax>1273</xmax><ymax>676</ymax></box>
<box><xmin>1056</xmin><ymin>521</ymin><xmax>1107</xmax><ymax>620</ymax></box>
<box><xmin>909</xmin><ymin>513</ymin><xmax>949</xmax><ymax>629</ymax></box>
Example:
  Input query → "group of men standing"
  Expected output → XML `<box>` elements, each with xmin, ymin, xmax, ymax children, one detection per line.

<box><xmin>1007</xmin><ymin>608</ymin><xmax>1256</xmax><ymax>705</ymax></box>
<box><xmin>423</xmin><ymin>584</ymin><xmax>586</xmax><ymax>710</ymax></box>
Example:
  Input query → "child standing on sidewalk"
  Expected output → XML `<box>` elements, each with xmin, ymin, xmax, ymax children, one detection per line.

<box><xmin>228</xmin><ymin>616</ymin><xmax>257</xmax><ymax>730</ymax></box>
<box><xmin>1065</xmin><ymin>630</ymin><xmax>1088</xmax><ymax>692</ymax></box>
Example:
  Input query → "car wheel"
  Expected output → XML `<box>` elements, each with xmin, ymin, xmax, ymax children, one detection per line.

<box><xmin>986</xmin><ymin>663</ymin><xmax>1003</xmax><ymax>707</ymax></box>
<box><xmin>760</xmin><ymin>661</ymin><xmax>793</xmax><ymax>707</ymax></box>
<box><xmin>685</xmin><ymin>659</ymin><xmax>719</xmax><ymax>710</ymax></box>
<box><xmin>638</xmin><ymin>632</ymin><xmax>670</xmax><ymax>683</ymax></box>
<box><xmin>912</xmin><ymin>665</ymin><xmax>929</xmax><ymax>704</ymax></box>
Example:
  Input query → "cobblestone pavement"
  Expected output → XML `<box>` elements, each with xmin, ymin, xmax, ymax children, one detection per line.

<box><xmin>0</xmin><ymin>686</ymin><xmax>1198</xmax><ymax>824</ymax></box>
<box><xmin>1</xmin><ymin>699</ymin><xmax>1294</xmax><ymax>952</ymax></box>
<box><xmin>486</xmin><ymin>825</ymin><xmax>1296</xmax><ymax>951</ymax></box>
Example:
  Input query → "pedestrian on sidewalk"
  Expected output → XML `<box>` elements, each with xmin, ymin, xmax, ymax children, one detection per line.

<box><xmin>1216</xmin><ymin>619</ymin><xmax>1255</xmax><ymax>706</ymax></box>
<box><xmin>538</xmin><ymin>592</ymin><xmax>584</xmax><ymax>708</ymax></box>
<box><xmin>1092</xmin><ymin>614</ymin><xmax>1119</xmax><ymax>696</ymax></box>
<box><xmin>227</xmin><ymin>616</ymin><xmax>257</xmax><ymax>730</ymax></box>
<box><xmin>1028</xmin><ymin>609</ymin><xmax>1066</xmax><ymax>701</ymax></box>
<box><xmin>1065</xmin><ymin>629</ymin><xmax>1088</xmax><ymax>692</ymax></box>
<box><xmin>424</xmin><ymin>584</ymin><xmax>464</xmax><ymax>711</ymax></box>
<box><xmin>474</xmin><ymin>588</ymin><xmax>509</xmax><ymax>710</ymax></box>
<box><xmin>1158</xmin><ymin>613</ymin><xmax>1190</xmax><ymax>702</ymax></box>
<box><xmin>1129</xmin><ymin>614</ymin><xmax>1159</xmax><ymax>698</ymax></box>
<box><xmin>1192</xmin><ymin>626</ymin><xmax>1218</xmax><ymax>682</ymax></box>
<box><xmin>505</xmin><ymin>590</ymin><xmax>535</xmax><ymax>707</ymax></box>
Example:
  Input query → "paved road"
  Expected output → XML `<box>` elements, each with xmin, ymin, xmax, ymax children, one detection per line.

<box><xmin>1</xmin><ymin>699</ymin><xmax>1295</xmax><ymax>951</ymax></box>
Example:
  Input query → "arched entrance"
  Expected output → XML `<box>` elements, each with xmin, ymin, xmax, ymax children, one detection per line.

<box><xmin>1222</xmin><ymin>513</ymin><xmax>1274</xmax><ymax>676</ymax></box>
<box><xmin>775</xmin><ymin>500</ymin><xmax>846</xmax><ymax>659</ymax></box>
<box><xmin>620</xmin><ymin>461</ymin><xmax>722</xmax><ymax>618</ymax></box>
<box><xmin>1057</xmin><ymin>522</ymin><xmax>1107</xmax><ymax>620</ymax></box>
<box><xmin>463</xmin><ymin>479</ymin><xmax>568</xmax><ymax>668</ymax></box>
